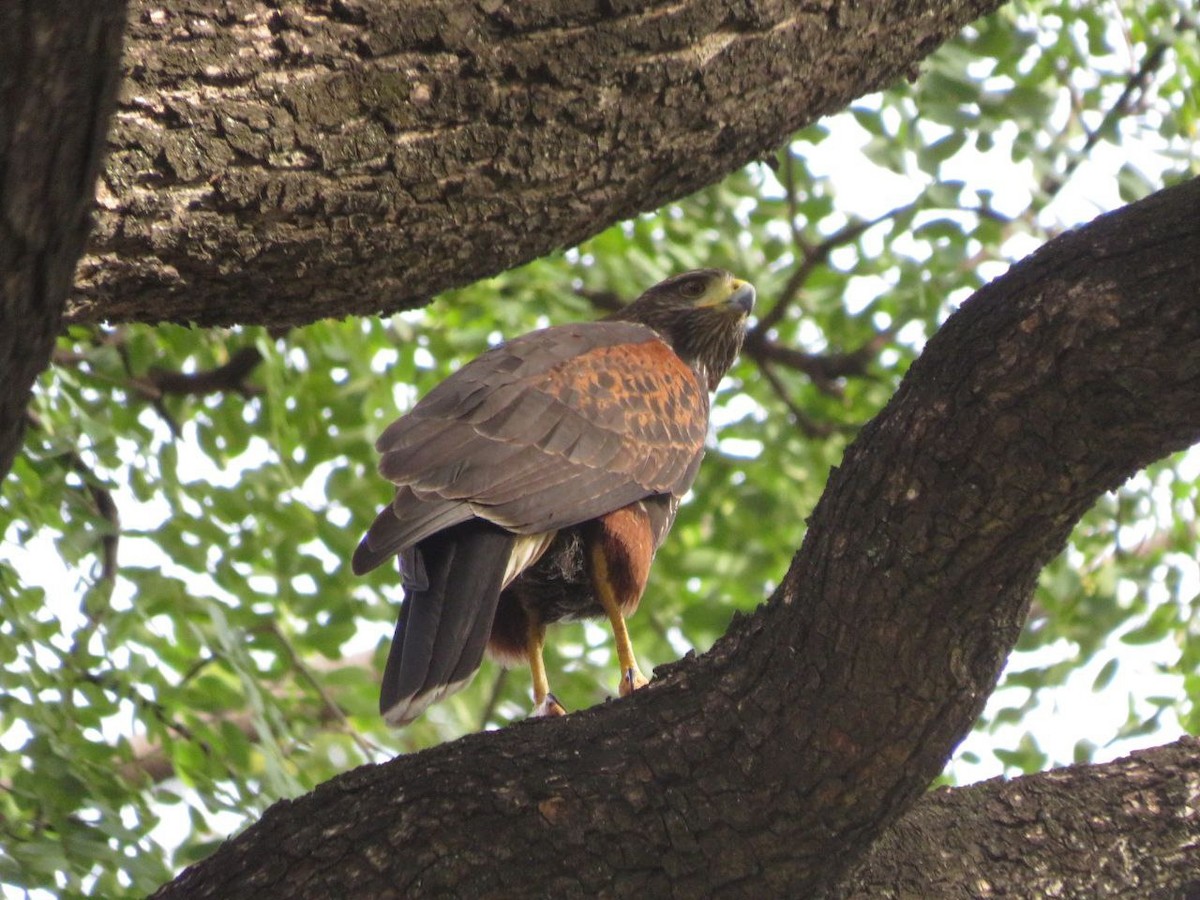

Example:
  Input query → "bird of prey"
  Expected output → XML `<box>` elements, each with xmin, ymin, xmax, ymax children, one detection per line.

<box><xmin>353</xmin><ymin>269</ymin><xmax>755</xmax><ymax>726</ymax></box>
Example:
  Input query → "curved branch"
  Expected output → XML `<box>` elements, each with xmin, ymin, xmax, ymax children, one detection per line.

<box><xmin>153</xmin><ymin>179</ymin><xmax>1200</xmax><ymax>897</ymax></box>
<box><xmin>73</xmin><ymin>0</ymin><xmax>1003</xmax><ymax>327</ymax></box>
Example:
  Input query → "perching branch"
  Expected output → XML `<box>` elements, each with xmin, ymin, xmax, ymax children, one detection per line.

<box><xmin>153</xmin><ymin>177</ymin><xmax>1200</xmax><ymax>900</ymax></box>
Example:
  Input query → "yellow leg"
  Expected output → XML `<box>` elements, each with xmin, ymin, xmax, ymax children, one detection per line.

<box><xmin>591</xmin><ymin>547</ymin><xmax>649</xmax><ymax>698</ymax></box>
<box><xmin>527</xmin><ymin>614</ymin><xmax>565</xmax><ymax>717</ymax></box>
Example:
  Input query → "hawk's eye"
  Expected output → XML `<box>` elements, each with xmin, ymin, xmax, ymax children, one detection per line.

<box><xmin>680</xmin><ymin>279</ymin><xmax>707</xmax><ymax>298</ymax></box>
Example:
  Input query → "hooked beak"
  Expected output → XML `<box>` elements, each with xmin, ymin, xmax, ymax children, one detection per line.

<box><xmin>728</xmin><ymin>279</ymin><xmax>756</xmax><ymax>315</ymax></box>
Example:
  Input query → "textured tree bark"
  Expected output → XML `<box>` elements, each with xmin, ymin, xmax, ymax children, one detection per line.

<box><xmin>71</xmin><ymin>0</ymin><xmax>1002</xmax><ymax>327</ymax></box>
<box><xmin>842</xmin><ymin>736</ymin><xmax>1200</xmax><ymax>898</ymax></box>
<box><xmin>151</xmin><ymin>179</ymin><xmax>1200</xmax><ymax>899</ymax></box>
<box><xmin>0</xmin><ymin>2</ymin><xmax>127</xmax><ymax>481</ymax></box>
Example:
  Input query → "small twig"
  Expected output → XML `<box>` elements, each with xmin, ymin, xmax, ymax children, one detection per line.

<box><xmin>267</xmin><ymin>623</ymin><xmax>383</xmax><ymax>760</ymax></box>
<box><xmin>1085</xmin><ymin>42</ymin><xmax>1168</xmax><ymax>150</ymax></box>
<box><xmin>119</xmin><ymin>711</ymin><xmax>242</xmax><ymax>785</ymax></box>
<box><xmin>780</xmin><ymin>148</ymin><xmax>811</xmax><ymax>254</ymax></box>
<box><xmin>139</xmin><ymin>346</ymin><xmax>265</xmax><ymax>400</ymax></box>
<box><xmin>87</xmin><ymin>484</ymin><xmax>119</xmax><ymax>584</ymax></box>
<box><xmin>753</xmin><ymin>203</ymin><xmax>916</xmax><ymax>338</ymax></box>
<box><xmin>757</xmin><ymin>361</ymin><xmax>836</xmax><ymax>440</ymax></box>
<box><xmin>108</xmin><ymin>336</ymin><xmax>184</xmax><ymax>436</ymax></box>
<box><xmin>22</xmin><ymin>409</ymin><xmax>120</xmax><ymax>584</ymax></box>
<box><xmin>53</xmin><ymin>336</ymin><xmax>265</xmax><ymax>435</ymax></box>
<box><xmin>745</xmin><ymin>328</ymin><xmax>895</xmax><ymax>392</ymax></box>
<box><xmin>478</xmin><ymin>668</ymin><xmax>510</xmax><ymax>729</ymax></box>
<box><xmin>104</xmin><ymin>651</ymin><xmax>381</xmax><ymax>786</ymax></box>
<box><xmin>575</xmin><ymin>288</ymin><xmax>625</xmax><ymax>314</ymax></box>
<box><xmin>180</xmin><ymin>653</ymin><xmax>220</xmax><ymax>687</ymax></box>
<box><xmin>1041</xmin><ymin>39</ymin><xmax>1171</xmax><ymax>197</ymax></box>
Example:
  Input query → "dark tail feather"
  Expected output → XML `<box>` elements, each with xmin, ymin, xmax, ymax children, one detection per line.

<box><xmin>351</xmin><ymin>506</ymin><xmax>406</xmax><ymax>575</ymax></box>
<box><xmin>379</xmin><ymin>521</ymin><xmax>515</xmax><ymax>726</ymax></box>
<box><xmin>351</xmin><ymin>490</ymin><xmax>471</xmax><ymax>576</ymax></box>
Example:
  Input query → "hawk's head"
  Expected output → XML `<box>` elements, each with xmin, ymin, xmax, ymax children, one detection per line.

<box><xmin>613</xmin><ymin>268</ymin><xmax>755</xmax><ymax>391</ymax></box>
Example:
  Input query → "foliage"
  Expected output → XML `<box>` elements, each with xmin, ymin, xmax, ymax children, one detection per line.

<box><xmin>0</xmin><ymin>2</ymin><xmax>1197</xmax><ymax>895</ymax></box>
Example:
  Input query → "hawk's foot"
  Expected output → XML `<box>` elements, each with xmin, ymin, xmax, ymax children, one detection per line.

<box><xmin>619</xmin><ymin>667</ymin><xmax>649</xmax><ymax>698</ymax></box>
<box><xmin>531</xmin><ymin>693</ymin><xmax>567</xmax><ymax>718</ymax></box>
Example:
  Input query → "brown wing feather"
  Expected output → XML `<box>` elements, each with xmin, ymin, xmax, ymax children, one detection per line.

<box><xmin>361</xmin><ymin>321</ymin><xmax>709</xmax><ymax>568</ymax></box>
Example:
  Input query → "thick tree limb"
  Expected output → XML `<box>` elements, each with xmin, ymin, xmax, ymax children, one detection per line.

<box><xmin>71</xmin><ymin>0</ymin><xmax>1003</xmax><ymax>327</ymax></box>
<box><xmin>152</xmin><ymin>179</ymin><xmax>1200</xmax><ymax>898</ymax></box>
<box><xmin>843</xmin><ymin>736</ymin><xmax>1200</xmax><ymax>898</ymax></box>
<box><xmin>0</xmin><ymin>2</ymin><xmax>127</xmax><ymax>482</ymax></box>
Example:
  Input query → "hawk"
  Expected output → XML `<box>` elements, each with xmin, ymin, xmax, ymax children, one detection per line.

<box><xmin>353</xmin><ymin>269</ymin><xmax>755</xmax><ymax>725</ymax></box>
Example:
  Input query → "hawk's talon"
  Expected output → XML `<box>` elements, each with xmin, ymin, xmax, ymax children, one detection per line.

<box><xmin>531</xmin><ymin>693</ymin><xmax>567</xmax><ymax>718</ymax></box>
<box><xmin>619</xmin><ymin>667</ymin><xmax>649</xmax><ymax>698</ymax></box>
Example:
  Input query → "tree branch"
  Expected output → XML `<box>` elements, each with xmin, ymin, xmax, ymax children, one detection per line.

<box><xmin>843</xmin><ymin>736</ymin><xmax>1200</xmax><ymax>898</ymax></box>
<box><xmin>50</xmin><ymin>337</ymin><xmax>264</xmax><ymax>436</ymax></box>
<box><xmin>757</xmin><ymin>360</ymin><xmax>838</xmax><ymax>439</ymax></box>
<box><xmin>23</xmin><ymin>409</ymin><xmax>121</xmax><ymax>585</ymax></box>
<box><xmin>117</xmin><ymin>650</ymin><xmax>381</xmax><ymax>785</ymax></box>
<box><xmin>1041</xmin><ymin>19</ymin><xmax>1182</xmax><ymax>198</ymax></box>
<box><xmin>137</xmin><ymin>347</ymin><xmax>264</xmax><ymax>400</ymax></box>
<box><xmin>152</xmin><ymin>178</ymin><xmax>1200</xmax><ymax>899</ymax></box>
<box><xmin>753</xmin><ymin>201</ymin><xmax>914</xmax><ymax>337</ymax></box>
<box><xmin>744</xmin><ymin>327</ymin><xmax>895</xmax><ymax>391</ymax></box>
<box><xmin>0</xmin><ymin>2</ymin><xmax>127</xmax><ymax>483</ymax></box>
<box><xmin>70</xmin><ymin>0</ymin><xmax>1004</xmax><ymax>328</ymax></box>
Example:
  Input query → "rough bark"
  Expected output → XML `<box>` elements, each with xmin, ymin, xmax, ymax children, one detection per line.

<box><xmin>152</xmin><ymin>179</ymin><xmax>1200</xmax><ymax>898</ymax></box>
<box><xmin>0</xmin><ymin>2</ymin><xmax>127</xmax><ymax>480</ymax></box>
<box><xmin>843</xmin><ymin>736</ymin><xmax>1200</xmax><ymax>898</ymax></box>
<box><xmin>71</xmin><ymin>0</ymin><xmax>1002</xmax><ymax>327</ymax></box>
